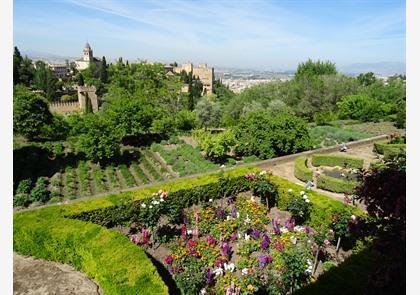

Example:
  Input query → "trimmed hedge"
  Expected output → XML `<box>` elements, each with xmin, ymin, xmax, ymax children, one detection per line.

<box><xmin>312</xmin><ymin>154</ymin><xmax>364</xmax><ymax>169</ymax></box>
<box><xmin>373</xmin><ymin>143</ymin><xmax>406</xmax><ymax>161</ymax></box>
<box><xmin>316</xmin><ymin>174</ymin><xmax>357</xmax><ymax>194</ymax></box>
<box><xmin>294</xmin><ymin>156</ymin><xmax>313</xmax><ymax>182</ymax></box>
<box><xmin>14</xmin><ymin>166</ymin><xmax>361</xmax><ymax>294</ymax></box>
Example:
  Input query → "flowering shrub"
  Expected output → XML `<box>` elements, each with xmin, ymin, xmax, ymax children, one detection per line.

<box><xmin>286</xmin><ymin>192</ymin><xmax>312</xmax><ymax>224</ymax></box>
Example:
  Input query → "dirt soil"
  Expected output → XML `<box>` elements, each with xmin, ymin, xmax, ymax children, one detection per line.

<box><xmin>13</xmin><ymin>252</ymin><xmax>103</xmax><ymax>295</ymax></box>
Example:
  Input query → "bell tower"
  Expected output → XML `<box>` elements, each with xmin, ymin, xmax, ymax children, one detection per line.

<box><xmin>82</xmin><ymin>42</ymin><xmax>93</xmax><ymax>62</ymax></box>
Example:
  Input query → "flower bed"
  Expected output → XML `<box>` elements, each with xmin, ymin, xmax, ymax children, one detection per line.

<box><xmin>294</xmin><ymin>157</ymin><xmax>313</xmax><ymax>182</ymax></box>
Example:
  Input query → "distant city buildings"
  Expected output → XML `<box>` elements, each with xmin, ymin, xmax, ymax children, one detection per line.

<box><xmin>48</xmin><ymin>63</ymin><xmax>68</xmax><ymax>79</ymax></box>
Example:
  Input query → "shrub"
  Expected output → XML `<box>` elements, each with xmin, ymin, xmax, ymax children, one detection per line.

<box><xmin>294</xmin><ymin>157</ymin><xmax>313</xmax><ymax>182</ymax></box>
<box><xmin>337</xmin><ymin>94</ymin><xmax>386</xmax><ymax>122</ymax></box>
<box><xmin>286</xmin><ymin>195</ymin><xmax>312</xmax><ymax>224</ymax></box>
<box><xmin>30</xmin><ymin>176</ymin><xmax>51</xmax><ymax>203</ymax></box>
<box><xmin>193</xmin><ymin>129</ymin><xmax>236</xmax><ymax>161</ymax></box>
<box><xmin>316</xmin><ymin>174</ymin><xmax>357</xmax><ymax>194</ymax></box>
<box><xmin>373</xmin><ymin>143</ymin><xmax>405</xmax><ymax>156</ymax></box>
<box><xmin>16</xmin><ymin>179</ymin><xmax>32</xmax><ymax>195</ymax></box>
<box><xmin>312</xmin><ymin>154</ymin><xmax>363</xmax><ymax>169</ymax></box>
<box><xmin>13</xmin><ymin>193</ymin><xmax>32</xmax><ymax>207</ymax></box>
<box><xmin>234</xmin><ymin>111</ymin><xmax>312</xmax><ymax>159</ymax></box>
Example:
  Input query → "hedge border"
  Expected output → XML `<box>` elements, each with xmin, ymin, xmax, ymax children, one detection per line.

<box><xmin>14</xmin><ymin>166</ymin><xmax>361</xmax><ymax>294</ymax></box>
<box><xmin>373</xmin><ymin>143</ymin><xmax>406</xmax><ymax>158</ymax></box>
<box><xmin>316</xmin><ymin>174</ymin><xmax>357</xmax><ymax>194</ymax></box>
<box><xmin>294</xmin><ymin>156</ymin><xmax>313</xmax><ymax>182</ymax></box>
<box><xmin>312</xmin><ymin>154</ymin><xmax>364</xmax><ymax>169</ymax></box>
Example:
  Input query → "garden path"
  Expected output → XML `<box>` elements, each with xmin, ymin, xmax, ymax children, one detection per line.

<box><xmin>13</xmin><ymin>252</ymin><xmax>103</xmax><ymax>295</ymax></box>
<box><xmin>260</xmin><ymin>143</ymin><xmax>379</xmax><ymax>206</ymax></box>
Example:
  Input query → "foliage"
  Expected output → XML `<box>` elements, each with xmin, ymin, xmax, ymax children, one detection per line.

<box><xmin>73</xmin><ymin>114</ymin><xmax>121</xmax><ymax>161</ymax></box>
<box><xmin>175</xmin><ymin>110</ymin><xmax>197</xmax><ymax>131</ymax></box>
<box><xmin>294</xmin><ymin>157</ymin><xmax>313</xmax><ymax>182</ymax></box>
<box><xmin>309</xmin><ymin>126</ymin><xmax>369</xmax><ymax>148</ymax></box>
<box><xmin>373</xmin><ymin>142</ymin><xmax>405</xmax><ymax>157</ymax></box>
<box><xmin>313</xmin><ymin>111</ymin><xmax>338</xmax><ymax>126</ymax></box>
<box><xmin>195</xmin><ymin>97</ymin><xmax>221</xmax><ymax>129</ymax></box>
<box><xmin>30</xmin><ymin>176</ymin><xmax>51</xmax><ymax>203</ymax></box>
<box><xmin>311</xmin><ymin>154</ymin><xmax>364</xmax><ymax>169</ymax></box>
<box><xmin>353</xmin><ymin>156</ymin><xmax>405</xmax><ymax>294</ymax></box>
<box><xmin>33</xmin><ymin>61</ymin><xmax>58</xmax><ymax>101</ymax></box>
<box><xmin>13</xmin><ymin>85</ymin><xmax>53</xmax><ymax>140</ymax></box>
<box><xmin>316</xmin><ymin>174</ymin><xmax>357</xmax><ymax>194</ymax></box>
<box><xmin>193</xmin><ymin>129</ymin><xmax>236</xmax><ymax>161</ymax></box>
<box><xmin>234</xmin><ymin>111</ymin><xmax>312</xmax><ymax>159</ymax></box>
<box><xmin>294</xmin><ymin>59</ymin><xmax>337</xmax><ymax>80</ymax></box>
<box><xmin>337</xmin><ymin>94</ymin><xmax>388</xmax><ymax>122</ymax></box>
<box><xmin>14</xmin><ymin>47</ymin><xmax>35</xmax><ymax>86</ymax></box>
<box><xmin>286</xmin><ymin>193</ymin><xmax>312</xmax><ymax>224</ymax></box>
<box><xmin>357</xmin><ymin>72</ymin><xmax>376</xmax><ymax>87</ymax></box>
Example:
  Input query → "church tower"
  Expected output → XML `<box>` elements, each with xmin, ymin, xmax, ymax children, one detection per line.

<box><xmin>82</xmin><ymin>42</ymin><xmax>93</xmax><ymax>62</ymax></box>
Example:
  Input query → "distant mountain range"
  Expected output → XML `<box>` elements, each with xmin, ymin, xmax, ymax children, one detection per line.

<box><xmin>21</xmin><ymin>50</ymin><xmax>405</xmax><ymax>77</ymax></box>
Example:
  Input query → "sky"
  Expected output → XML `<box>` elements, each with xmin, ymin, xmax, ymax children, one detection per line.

<box><xmin>13</xmin><ymin>0</ymin><xmax>406</xmax><ymax>70</ymax></box>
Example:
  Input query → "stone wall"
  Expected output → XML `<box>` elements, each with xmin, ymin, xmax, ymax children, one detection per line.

<box><xmin>49</xmin><ymin>101</ymin><xmax>80</xmax><ymax>115</ymax></box>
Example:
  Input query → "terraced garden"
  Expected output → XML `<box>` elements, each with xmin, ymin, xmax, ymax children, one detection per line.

<box><xmin>14</xmin><ymin>140</ymin><xmax>220</xmax><ymax>208</ymax></box>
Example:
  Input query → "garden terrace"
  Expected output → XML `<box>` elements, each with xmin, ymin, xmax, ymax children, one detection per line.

<box><xmin>14</xmin><ymin>166</ymin><xmax>368</xmax><ymax>295</ymax></box>
<box><xmin>294</xmin><ymin>156</ymin><xmax>313</xmax><ymax>183</ymax></box>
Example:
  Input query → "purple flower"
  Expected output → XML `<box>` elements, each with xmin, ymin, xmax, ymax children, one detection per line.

<box><xmin>227</xmin><ymin>197</ymin><xmax>235</xmax><ymax>205</ymax></box>
<box><xmin>260</xmin><ymin>233</ymin><xmax>270</xmax><ymax>250</ymax></box>
<box><xmin>216</xmin><ymin>208</ymin><xmax>225</xmax><ymax>219</ymax></box>
<box><xmin>258</xmin><ymin>253</ymin><xmax>273</xmax><ymax>268</ymax></box>
<box><xmin>284</xmin><ymin>218</ymin><xmax>295</xmax><ymax>231</ymax></box>
<box><xmin>181</xmin><ymin>224</ymin><xmax>187</xmax><ymax>240</ymax></box>
<box><xmin>230</xmin><ymin>207</ymin><xmax>238</xmax><ymax>218</ymax></box>
<box><xmin>164</xmin><ymin>255</ymin><xmax>174</xmax><ymax>265</ymax></box>
<box><xmin>249</xmin><ymin>228</ymin><xmax>261</xmax><ymax>240</ymax></box>
<box><xmin>230</xmin><ymin>232</ymin><xmax>237</xmax><ymax>241</ymax></box>
<box><xmin>130</xmin><ymin>234</ymin><xmax>141</xmax><ymax>245</ymax></box>
<box><xmin>204</xmin><ymin>268</ymin><xmax>215</xmax><ymax>285</ymax></box>
<box><xmin>304</xmin><ymin>226</ymin><xmax>313</xmax><ymax>234</ymax></box>
<box><xmin>272</xmin><ymin>218</ymin><xmax>281</xmax><ymax>235</ymax></box>
<box><xmin>182</xmin><ymin>209</ymin><xmax>189</xmax><ymax>225</ymax></box>
<box><xmin>141</xmin><ymin>228</ymin><xmax>151</xmax><ymax>244</ymax></box>
<box><xmin>220</xmin><ymin>241</ymin><xmax>232</xmax><ymax>257</ymax></box>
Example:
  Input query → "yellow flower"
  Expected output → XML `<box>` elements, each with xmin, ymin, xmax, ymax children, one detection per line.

<box><xmin>247</xmin><ymin>284</ymin><xmax>254</xmax><ymax>291</ymax></box>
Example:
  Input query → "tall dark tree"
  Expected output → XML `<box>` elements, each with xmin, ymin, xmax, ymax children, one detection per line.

<box><xmin>294</xmin><ymin>59</ymin><xmax>337</xmax><ymax>80</ymax></box>
<box><xmin>99</xmin><ymin>56</ymin><xmax>108</xmax><ymax>83</ymax></box>
<box><xmin>33</xmin><ymin>61</ymin><xmax>58</xmax><ymax>101</ymax></box>
<box><xmin>77</xmin><ymin>73</ymin><xmax>85</xmax><ymax>86</ymax></box>
<box><xmin>19</xmin><ymin>56</ymin><xmax>35</xmax><ymax>87</ymax></box>
<box><xmin>13</xmin><ymin>46</ymin><xmax>23</xmax><ymax>85</ymax></box>
<box><xmin>357</xmin><ymin>72</ymin><xmax>376</xmax><ymax>86</ymax></box>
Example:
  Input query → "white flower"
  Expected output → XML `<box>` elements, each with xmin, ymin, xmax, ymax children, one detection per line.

<box><xmin>250</xmin><ymin>196</ymin><xmax>255</xmax><ymax>202</ymax></box>
<box><xmin>305</xmin><ymin>259</ymin><xmax>313</xmax><ymax>274</ymax></box>
<box><xmin>158</xmin><ymin>189</ymin><xmax>163</xmax><ymax>194</ymax></box>
<box><xmin>288</xmin><ymin>188</ymin><xmax>293</xmax><ymax>192</ymax></box>
<box><xmin>187</xmin><ymin>229</ymin><xmax>193</xmax><ymax>235</ymax></box>
<box><xmin>244</xmin><ymin>234</ymin><xmax>250</xmax><ymax>241</ymax></box>
<box><xmin>300</xmin><ymin>191</ymin><xmax>305</xmax><ymax>195</ymax></box>
<box><xmin>303</xmin><ymin>194</ymin><xmax>308</xmax><ymax>199</ymax></box>
<box><xmin>149</xmin><ymin>205</ymin><xmax>153</xmax><ymax>209</ymax></box>
<box><xmin>259</xmin><ymin>170</ymin><xmax>267</xmax><ymax>175</ymax></box>
<box><xmin>290</xmin><ymin>236</ymin><xmax>297</xmax><ymax>244</ymax></box>
<box><xmin>305</xmin><ymin>199</ymin><xmax>310</xmax><ymax>203</ymax></box>
<box><xmin>238</xmin><ymin>233</ymin><xmax>242</xmax><ymax>239</ymax></box>
<box><xmin>200</xmin><ymin>289</ymin><xmax>207</xmax><ymax>295</ymax></box>
<box><xmin>213</xmin><ymin>267</ymin><xmax>224</xmax><ymax>277</ymax></box>
<box><xmin>141</xmin><ymin>203</ymin><xmax>146</xmax><ymax>208</ymax></box>
<box><xmin>220</xmin><ymin>164</ymin><xmax>225</xmax><ymax>168</ymax></box>
<box><xmin>241</xmin><ymin>268</ymin><xmax>249</xmax><ymax>275</ymax></box>
<box><xmin>294</xmin><ymin>226</ymin><xmax>304</xmax><ymax>232</ymax></box>
<box><xmin>281</xmin><ymin>227</ymin><xmax>289</xmax><ymax>233</ymax></box>
<box><xmin>237</xmin><ymin>212</ymin><xmax>240</xmax><ymax>218</ymax></box>
<box><xmin>307</xmin><ymin>240</ymin><xmax>312</xmax><ymax>244</ymax></box>
<box><xmin>244</xmin><ymin>214</ymin><xmax>251</xmax><ymax>224</ymax></box>
<box><xmin>351</xmin><ymin>215</ymin><xmax>356</xmax><ymax>220</ymax></box>
<box><xmin>160</xmin><ymin>198</ymin><xmax>164</xmax><ymax>203</ymax></box>
<box><xmin>224</xmin><ymin>262</ymin><xmax>235</xmax><ymax>272</ymax></box>
<box><xmin>226</xmin><ymin>216</ymin><xmax>231</xmax><ymax>221</ymax></box>
<box><xmin>209</xmin><ymin>198</ymin><xmax>213</xmax><ymax>203</ymax></box>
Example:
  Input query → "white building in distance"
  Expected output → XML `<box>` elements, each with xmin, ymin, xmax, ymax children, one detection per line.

<box><xmin>75</xmin><ymin>42</ymin><xmax>101</xmax><ymax>71</ymax></box>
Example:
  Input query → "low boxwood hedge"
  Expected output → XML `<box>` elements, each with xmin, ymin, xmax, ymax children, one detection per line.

<box><xmin>312</xmin><ymin>154</ymin><xmax>364</xmax><ymax>169</ymax></box>
<box><xmin>316</xmin><ymin>174</ymin><xmax>358</xmax><ymax>194</ymax></box>
<box><xmin>294</xmin><ymin>156</ymin><xmax>313</xmax><ymax>182</ymax></box>
<box><xmin>373</xmin><ymin>143</ymin><xmax>406</xmax><ymax>160</ymax></box>
<box><xmin>14</xmin><ymin>166</ymin><xmax>361</xmax><ymax>294</ymax></box>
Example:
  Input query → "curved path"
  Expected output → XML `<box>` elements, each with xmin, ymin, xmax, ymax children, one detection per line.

<box><xmin>13</xmin><ymin>253</ymin><xmax>103</xmax><ymax>295</ymax></box>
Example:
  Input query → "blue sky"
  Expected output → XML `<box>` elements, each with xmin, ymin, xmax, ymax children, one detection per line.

<box><xmin>14</xmin><ymin>0</ymin><xmax>405</xmax><ymax>70</ymax></box>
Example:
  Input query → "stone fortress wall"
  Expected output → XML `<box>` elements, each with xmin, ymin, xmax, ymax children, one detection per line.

<box><xmin>49</xmin><ymin>86</ymin><xmax>99</xmax><ymax>115</ymax></box>
<box><xmin>173</xmin><ymin>63</ymin><xmax>214</xmax><ymax>94</ymax></box>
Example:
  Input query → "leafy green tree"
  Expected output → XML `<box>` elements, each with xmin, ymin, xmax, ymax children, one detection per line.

<box><xmin>74</xmin><ymin>114</ymin><xmax>121</xmax><ymax>161</ymax></box>
<box><xmin>33</xmin><ymin>61</ymin><xmax>58</xmax><ymax>100</ymax></box>
<box><xmin>357</xmin><ymin>72</ymin><xmax>376</xmax><ymax>86</ymax></box>
<box><xmin>242</xmin><ymin>101</ymin><xmax>264</xmax><ymax>116</ymax></box>
<box><xmin>213</xmin><ymin>80</ymin><xmax>235</xmax><ymax>105</ymax></box>
<box><xmin>337</xmin><ymin>94</ymin><xmax>385</xmax><ymax>122</ymax></box>
<box><xmin>195</xmin><ymin>97</ymin><xmax>221</xmax><ymax>129</ymax></box>
<box><xmin>234</xmin><ymin>111</ymin><xmax>311</xmax><ymax>159</ymax></box>
<box><xmin>174</xmin><ymin>109</ymin><xmax>197</xmax><ymax>131</ymax></box>
<box><xmin>77</xmin><ymin>72</ymin><xmax>85</xmax><ymax>86</ymax></box>
<box><xmin>193</xmin><ymin>130</ymin><xmax>236</xmax><ymax>161</ymax></box>
<box><xmin>13</xmin><ymin>85</ymin><xmax>53</xmax><ymax>140</ymax></box>
<box><xmin>294</xmin><ymin>59</ymin><xmax>337</xmax><ymax>80</ymax></box>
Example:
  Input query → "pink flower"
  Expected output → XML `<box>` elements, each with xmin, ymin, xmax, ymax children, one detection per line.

<box><xmin>164</xmin><ymin>255</ymin><xmax>174</xmax><ymax>265</ymax></box>
<box><xmin>323</xmin><ymin>239</ymin><xmax>330</xmax><ymax>245</ymax></box>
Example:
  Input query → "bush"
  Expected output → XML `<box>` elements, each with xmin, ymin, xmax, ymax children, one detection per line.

<box><xmin>287</xmin><ymin>195</ymin><xmax>312</xmax><ymax>224</ymax></box>
<box><xmin>234</xmin><ymin>111</ymin><xmax>312</xmax><ymax>159</ymax></box>
<box><xmin>13</xmin><ymin>193</ymin><xmax>32</xmax><ymax>207</ymax></box>
<box><xmin>30</xmin><ymin>176</ymin><xmax>51</xmax><ymax>203</ymax></box>
<box><xmin>193</xmin><ymin>129</ymin><xmax>236</xmax><ymax>161</ymax></box>
<box><xmin>16</xmin><ymin>179</ymin><xmax>32</xmax><ymax>195</ymax></box>
<box><xmin>337</xmin><ymin>94</ymin><xmax>386</xmax><ymax>122</ymax></box>
<box><xmin>294</xmin><ymin>157</ymin><xmax>313</xmax><ymax>182</ymax></box>
<box><xmin>312</xmin><ymin>154</ymin><xmax>364</xmax><ymax>169</ymax></box>
<box><xmin>316</xmin><ymin>174</ymin><xmax>357</xmax><ymax>194</ymax></box>
<box><xmin>373</xmin><ymin>143</ymin><xmax>405</xmax><ymax>156</ymax></box>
